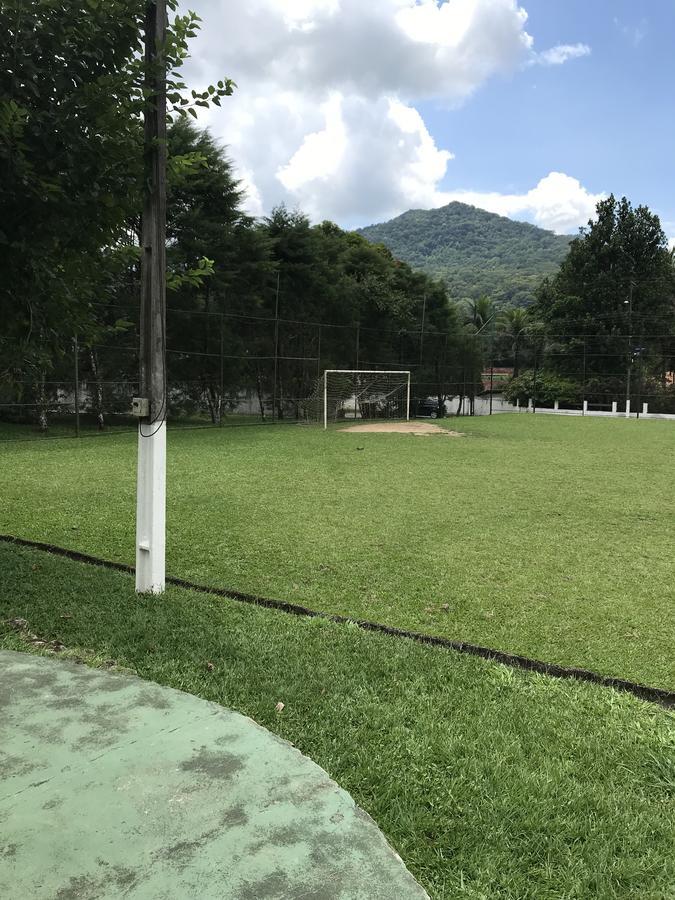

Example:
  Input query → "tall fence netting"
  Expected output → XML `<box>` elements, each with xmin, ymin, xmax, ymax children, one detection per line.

<box><xmin>2</xmin><ymin>299</ymin><xmax>675</xmax><ymax>439</ymax></box>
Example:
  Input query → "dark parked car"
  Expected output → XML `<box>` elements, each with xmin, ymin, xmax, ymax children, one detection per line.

<box><xmin>413</xmin><ymin>397</ymin><xmax>441</xmax><ymax>418</ymax></box>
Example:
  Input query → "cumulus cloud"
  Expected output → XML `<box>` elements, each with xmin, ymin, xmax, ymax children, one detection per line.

<box><xmin>188</xmin><ymin>0</ymin><xmax>534</xmax><ymax>103</ymax></box>
<box><xmin>433</xmin><ymin>173</ymin><xmax>604</xmax><ymax>234</ymax></box>
<box><xmin>183</xmin><ymin>0</ymin><xmax>595</xmax><ymax>231</ymax></box>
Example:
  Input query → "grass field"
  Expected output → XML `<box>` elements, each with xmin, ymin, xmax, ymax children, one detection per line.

<box><xmin>1</xmin><ymin>414</ymin><xmax>673</xmax><ymax>689</ymax></box>
<box><xmin>1</xmin><ymin>543</ymin><xmax>674</xmax><ymax>900</ymax></box>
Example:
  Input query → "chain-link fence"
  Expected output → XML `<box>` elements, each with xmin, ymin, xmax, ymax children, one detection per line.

<box><xmin>2</xmin><ymin>303</ymin><xmax>675</xmax><ymax>440</ymax></box>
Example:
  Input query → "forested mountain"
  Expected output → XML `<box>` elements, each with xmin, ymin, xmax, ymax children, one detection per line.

<box><xmin>358</xmin><ymin>203</ymin><xmax>572</xmax><ymax>305</ymax></box>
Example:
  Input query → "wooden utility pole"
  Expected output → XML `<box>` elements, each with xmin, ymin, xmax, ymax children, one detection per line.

<box><xmin>135</xmin><ymin>0</ymin><xmax>167</xmax><ymax>593</ymax></box>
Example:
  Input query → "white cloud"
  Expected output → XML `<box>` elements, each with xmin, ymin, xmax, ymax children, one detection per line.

<box><xmin>402</xmin><ymin>172</ymin><xmax>604</xmax><ymax>234</ymax></box>
<box><xmin>531</xmin><ymin>43</ymin><xmax>591</xmax><ymax>66</ymax></box>
<box><xmin>183</xmin><ymin>1</ymin><xmax>594</xmax><ymax>230</ymax></box>
<box><xmin>277</xmin><ymin>93</ymin><xmax>348</xmax><ymax>192</ymax></box>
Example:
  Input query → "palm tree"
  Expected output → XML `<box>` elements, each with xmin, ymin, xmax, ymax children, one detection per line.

<box><xmin>454</xmin><ymin>297</ymin><xmax>495</xmax><ymax>415</ymax></box>
<box><xmin>498</xmin><ymin>306</ymin><xmax>529</xmax><ymax>378</ymax></box>
<box><xmin>463</xmin><ymin>295</ymin><xmax>495</xmax><ymax>333</ymax></box>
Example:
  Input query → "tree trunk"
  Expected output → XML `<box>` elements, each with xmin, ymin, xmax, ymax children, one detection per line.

<box><xmin>513</xmin><ymin>340</ymin><xmax>520</xmax><ymax>380</ymax></box>
<box><xmin>255</xmin><ymin>369</ymin><xmax>266</xmax><ymax>420</ymax></box>
<box><xmin>205</xmin><ymin>381</ymin><xmax>222</xmax><ymax>425</ymax></box>
<box><xmin>89</xmin><ymin>350</ymin><xmax>105</xmax><ymax>430</ymax></box>
<box><xmin>37</xmin><ymin>373</ymin><xmax>48</xmax><ymax>431</ymax></box>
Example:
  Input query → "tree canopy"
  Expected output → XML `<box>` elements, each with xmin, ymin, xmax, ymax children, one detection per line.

<box><xmin>0</xmin><ymin>0</ymin><xmax>232</xmax><ymax>377</ymax></box>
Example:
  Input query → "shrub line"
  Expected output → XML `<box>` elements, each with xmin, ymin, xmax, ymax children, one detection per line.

<box><xmin>2</xmin><ymin>533</ymin><xmax>673</xmax><ymax>710</ymax></box>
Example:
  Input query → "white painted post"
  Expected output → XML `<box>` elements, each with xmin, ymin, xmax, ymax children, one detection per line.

<box><xmin>554</xmin><ymin>400</ymin><xmax>559</xmax><ymax>411</ymax></box>
<box><xmin>323</xmin><ymin>370</ymin><xmax>328</xmax><ymax>430</ymax></box>
<box><xmin>406</xmin><ymin>372</ymin><xmax>411</xmax><ymax>421</ymax></box>
<box><xmin>642</xmin><ymin>402</ymin><xmax>648</xmax><ymax>416</ymax></box>
<box><xmin>136</xmin><ymin>420</ymin><xmax>166</xmax><ymax>593</ymax></box>
<box><xmin>612</xmin><ymin>401</ymin><xmax>618</xmax><ymax>415</ymax></box>
<box><xmin>625</xmin><ymin>400</ymin><xmax>631</xmax><ymax>418</ymax></box>
<box><xmin>583</xmin><ymin>400</ymin><xmax>588</xmax><ymax>415</ymax></box>
<box><xmin>528</xmin><ymin>397</ymin><xmax>533</xmax><ymax>412</ymax></box>
<box><xmin>516</xmin><ymin>398</ymin><xmax>520</xmax><ymax>412</ymax></box>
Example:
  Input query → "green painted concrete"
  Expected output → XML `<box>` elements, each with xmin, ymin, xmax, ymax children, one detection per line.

<box><xmin>0</xmin><ymin>651</ymin><xmax>427</xmax><ymax>899</ymax></box>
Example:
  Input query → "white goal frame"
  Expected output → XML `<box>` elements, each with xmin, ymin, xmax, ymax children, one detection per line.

<box><xmin>323</xmin><ymin>370</ymin><xmax>411</xmax><ymax>429</ymax></box>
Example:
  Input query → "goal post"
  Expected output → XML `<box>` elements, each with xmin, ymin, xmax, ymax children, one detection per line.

<box><xmin>316</xmin><ymin>370</ymin><xmax>411</xmax><ymax>429</ymax></box>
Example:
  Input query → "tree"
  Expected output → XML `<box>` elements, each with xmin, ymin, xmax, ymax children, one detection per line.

<box><xmin>0</xmin><ymin>1</ymin><xmax>233</xmax><ymax>399</ymax></box>
<box><xmin>463</xmin><ymin>295</ymin><xmax>495</xmax><ymax>333</ymax></box>
<box><xmin>164</xmin><ymin>120</ymin><xmax>273</xmax><ymax>423</ymax></box>
<box><xmin>532</xmin><ymin>196</ymin><xmax>675</xmax><ymax>389</ymax></box>
<box><xmin>497</xmin><ymin>306</ymin><xmax>530</xmax><ymax>378</ymax></box>
<box><xmin>503</xmin><ymin>371</ymin><xmax>580</xmax><ymax>407</ymax></box>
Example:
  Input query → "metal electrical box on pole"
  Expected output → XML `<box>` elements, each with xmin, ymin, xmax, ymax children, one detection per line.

<box><xmin>134</xmin><ymin>0</ymin><xmax>167</xmax><ymax>593</ymax></box>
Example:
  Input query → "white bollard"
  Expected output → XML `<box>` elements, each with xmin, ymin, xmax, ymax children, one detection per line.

<box><xmin>516</xmin><ymin>399</ymin><xmax>520</xmax><ymax>412</ymax></box>
<box><xmin>642</xmin><ymin>402</ymin><xmax>648</xmax><ymax>416</ymax></box>
<box><xmin>583</xmin><ymin>400</ymin><xmax>588</xmax><ymax>415</ymax></box>
<box><xmin>554</xmin><ymin>400</ymin><xmax>559</xmax><ymax>411</ymax></box>
<box><xmin>528</xmin><ymin>397</ymin><xmax>533</xmax><ymax>412</ymax></box>
<box><xmin>612</xmin><ymin>401</ymin><xmax>618</xmax><ymax>414</ymax></box>
<box><xmin>625</xmin><ymin>400</ymin><xmax>631</xmax><ymax>418</ymax></box>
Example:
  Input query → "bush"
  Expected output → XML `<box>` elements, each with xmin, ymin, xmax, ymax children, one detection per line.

<box><xmin>503</xmin><ymin>371</ymin><xmax>581</xmax><ymax>407</ymax></box>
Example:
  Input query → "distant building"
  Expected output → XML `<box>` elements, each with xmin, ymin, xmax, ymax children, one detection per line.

<box><xmin>481</xmin><ymin>367</ymin><xmax>514</xmax><ymax>392</ymax></box>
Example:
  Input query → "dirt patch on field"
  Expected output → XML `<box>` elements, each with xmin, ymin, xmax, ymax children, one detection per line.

<box><xmin>338</xmin><ymin>422</ymin><xmax>464</xmax><ymax>436</ymax></box>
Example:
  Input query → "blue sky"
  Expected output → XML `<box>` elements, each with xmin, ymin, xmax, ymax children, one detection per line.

<box><xmin>188</xmin><ymin>1</ymin><xmax>675</xmax><ymax>241</ymax></box>
<box><xmin>423</xmin><ymin>0</ymin><xmax>675</xmax><ymax>235</ymax></box>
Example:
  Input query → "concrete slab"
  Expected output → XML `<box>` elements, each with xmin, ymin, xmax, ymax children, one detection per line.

<box><xmin>0</xmin><ymin>650</ymin><xmax>427</xmax><ymax>899</ymax></box>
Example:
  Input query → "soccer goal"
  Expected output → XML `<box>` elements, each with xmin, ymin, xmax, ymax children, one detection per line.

<box><xmin>306</xmin><ymin>370</ymin><xmax>411</xmax><ymax>429</ymax></box>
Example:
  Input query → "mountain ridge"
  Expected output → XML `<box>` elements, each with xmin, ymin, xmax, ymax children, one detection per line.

<box><xmin>357</xmin><ymin>201</ymin><xmax>572</xmax><ymax>306</ymax></box>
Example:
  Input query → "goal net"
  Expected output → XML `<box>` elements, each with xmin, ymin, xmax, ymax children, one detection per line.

<box><xmin>305</xmin><ymin>370</ymin><xmax>411</xmax><ymax>428</ymax></box>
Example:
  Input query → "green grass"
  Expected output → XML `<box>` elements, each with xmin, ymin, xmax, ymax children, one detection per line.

<box><xmin>1</xmin><ymin>415</ymin><xmax>674</xmax><ymax>689</ymax></box>
<box><xmin>1</xmin><ymin>543</ymin><xmax>674</xmax><ymax>900</ymax></box>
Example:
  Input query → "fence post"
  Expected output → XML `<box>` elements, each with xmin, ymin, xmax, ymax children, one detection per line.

<box><xmin>419</xmin><ymin>293</ymin><xmax>426</xmax><ymax>367</ymax></box>
<box><xmin>316</xmin><ymin>324</ymin><xmax>322</xmax><ymax>381</ymax></box>
<box><xmin>73</xmin><ymin>335</ymin><xmax>81</xmax><ymax>438</ymax></box>
<box><xmin>554</xmin><ymin>399</ymin><xmax>559</xmax><ymax>411</ymax></box>
<box><xmin>532</xmin><ymin>345</ymin><xmax>538</xmax><ymax>413</ymax></box>
<box><xmin>642</xmin><ymin>402</ymin><xmax>648</xmax><ymax>417</ymax></box>
<box><xmin>582</xmin><ymin>338</ymin><xmax>587</xmax><ymax>405</ymax></box>
<box><xmin>625</xmin><ymin>400</ymin><xmax>631</xmax><ymax>418</ymax></box>
<box><xmin>583</xmin><ymin>400</ymin><xmax>588</xmax><ymax>415</ymax></box>
<box><xmin>461</xmin><ymin>363</ymin><xmax>466</xmax><ymax>416</ymax></box>
<box><xmin>612</xmin><ymin>401</ymin><xmax>617</xmax><ymax>415</ymax></box>
<box><xmin>272</xmin><ymin>270</ymin><xmax>280</xmax><ymax>422</ymax></box>
<box><xmin>489</xmin><ymin>353</ymin><xmax>494</xmax><ymax>415</ymax></box>
<box><xmin>219</xmin><ymin>313</ymin><xmax>224</xmax><ymax>426</ymax></box>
